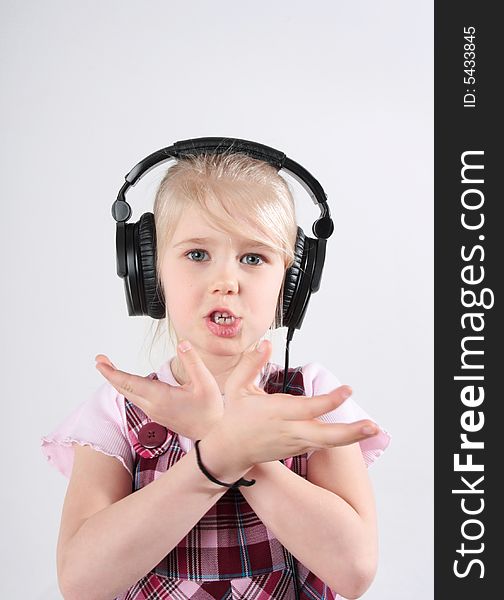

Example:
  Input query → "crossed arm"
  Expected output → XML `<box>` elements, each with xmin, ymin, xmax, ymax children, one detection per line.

<box><xmin>239</xmin><ymin>442</ymin><xmax>378</xmax><ymax>599</ymax></box>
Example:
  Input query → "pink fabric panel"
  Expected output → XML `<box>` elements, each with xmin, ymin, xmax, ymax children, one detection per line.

<box><xmin>302</xmin><ymin>362</ymin><xmax>391</xmax><ymax>465</ymax></box>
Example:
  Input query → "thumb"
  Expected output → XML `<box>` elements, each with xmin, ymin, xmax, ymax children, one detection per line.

<box><xmin>176</xmin><ymin>340</ymin><xmax>218</xmax><ymax>392</ymax></box>
<box><xmin>225</xmin><ymin>339</ymin><xmax>272</xmax><ymax>394</ymax></box>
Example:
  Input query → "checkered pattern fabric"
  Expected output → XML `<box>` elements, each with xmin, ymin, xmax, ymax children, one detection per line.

<box><xmin>118</xmin><ymin>367</ymin><xmax>336</xmax><ymax>600</ymax></box>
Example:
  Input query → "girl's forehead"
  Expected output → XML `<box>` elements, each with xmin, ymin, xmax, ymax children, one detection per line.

<box><xmin>173</xmin><ymin>205</ymin><xmax>219</xmax><ymax>232</ymax></box>
<box><xmin>170</xmin><ymin>205</ymin><xmax>266</xmax><ymax>247</ymax></box>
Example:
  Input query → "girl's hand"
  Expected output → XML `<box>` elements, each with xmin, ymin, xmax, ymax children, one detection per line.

<box><xmin>205</xmin><ymin>339</ymin><xmax>380</xmax><ymax>471</ymax></box>
<box><xmin>94</xmin><ymin>342</ymin><xmax>223</xmax><ymax>441</ymax></box>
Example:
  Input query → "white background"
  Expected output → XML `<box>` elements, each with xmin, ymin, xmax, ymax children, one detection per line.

<box><xmin>1</xmin><ymin>1</ymin><xmax>432</xmax><ymax>598</ymax></box>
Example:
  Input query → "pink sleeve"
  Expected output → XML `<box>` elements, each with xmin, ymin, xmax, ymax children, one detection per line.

<box><xmin>40</xmin><ymin>381</ymin><xmax>134</xmax><ymax>479</ymax></box>
<box><xmin>302</xmin><ymin>362</ymin><xmax>391</xmax><ymax>467</ymax></box>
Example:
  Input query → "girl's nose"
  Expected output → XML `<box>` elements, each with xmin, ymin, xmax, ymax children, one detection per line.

<box><xmin>208</xmin><ymin>276</ymin><xmax>239</xmax><ymax>295</ymax></box>
<box><xmin>208</xmin><ymin>260</ymin><xmax>239</xmax><ymax>295</ymax></box>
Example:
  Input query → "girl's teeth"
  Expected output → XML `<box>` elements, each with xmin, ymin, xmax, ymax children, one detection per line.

<box><xmin>212</xmin><ymin>313</ymin><xmax>235</xmax><ymax>324</ymax></box>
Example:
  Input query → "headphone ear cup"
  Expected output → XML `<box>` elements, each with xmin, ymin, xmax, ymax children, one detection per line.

<box><xmin>138</xmin><ymin>212</ymin><xmax>165</xmax><ymax>319</ymax></box>
<box><xmin>282</xmin><ymin>227</ymin><xmax>306</xmax><ymax>328</ymax></box>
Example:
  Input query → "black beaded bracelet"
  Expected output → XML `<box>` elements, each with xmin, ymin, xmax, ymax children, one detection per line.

<box><xmin>194</xmin><ymin>440</ymin><xmax>256</xmax><ymax>489</ymax></box>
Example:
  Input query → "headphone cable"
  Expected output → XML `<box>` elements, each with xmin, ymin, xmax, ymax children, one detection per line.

<box><xmin>282</xmin><ymin>325</ymin><xmax>300</xmax><ymax>599</ymax></box>
<box><xmin>281</xmin><ymin>325</ymin><xmax>295</xmax><ymax>394</ymax></box>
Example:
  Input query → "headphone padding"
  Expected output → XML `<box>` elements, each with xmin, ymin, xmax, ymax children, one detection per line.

<box><xmin>282</xmin><ymin>227</ymin><xmax>305</xmax><ymax>328</ymax></box>
<box><xmin>138</xmin><ymin>213</ymin><xmax>165</xmax><ymax>319</ymax></box>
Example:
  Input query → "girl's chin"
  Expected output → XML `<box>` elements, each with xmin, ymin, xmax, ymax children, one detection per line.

<box><xmin>205</xmin><ymin>339</ymin><xmax>245</xmax><ymax>355</ymax></box>
<box><xmin>196</xmin><ymin>335</ymin><xmax>253</xmax><ymax>358</ymax></box>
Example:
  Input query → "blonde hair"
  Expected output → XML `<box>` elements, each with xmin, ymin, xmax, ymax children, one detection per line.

<box><xmin>147</xmin><ymin>151</ymin><xmax>298</xmax><ymax>376</ymax></box>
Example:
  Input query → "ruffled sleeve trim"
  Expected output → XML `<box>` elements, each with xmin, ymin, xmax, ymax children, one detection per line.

<box><xmin>40</xmin><ymin>436</ymin><xmax>133</xmax><ymax>479</ymax></box>
<box><xmin>40</xmin><ymin>381</ymin><xmax>134</xmax><ymax>479</ymax></box>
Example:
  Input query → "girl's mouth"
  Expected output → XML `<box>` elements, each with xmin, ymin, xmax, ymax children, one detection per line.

<box><xmin>205</xmin><ymin>312</ymin><xmax>243</xmax><ymax>338</ymax></box>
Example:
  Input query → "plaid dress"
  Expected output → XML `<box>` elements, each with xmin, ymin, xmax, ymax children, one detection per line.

<box><xmin>118</xmin><ymin>367</ymin><xmax>336</xmax><ymax>600</ymax></box>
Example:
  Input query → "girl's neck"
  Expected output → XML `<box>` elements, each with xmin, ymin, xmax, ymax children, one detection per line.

<box><xmin>169</xmin><ymin>353</ymin><xmax>242</xmax><ymax>394</ymax></box>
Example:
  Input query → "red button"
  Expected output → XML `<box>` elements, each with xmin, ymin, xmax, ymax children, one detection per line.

<box><xmin>138</xmin><ymin>422</ymin><xmax>168</xmax><ymax>449</ymax></box>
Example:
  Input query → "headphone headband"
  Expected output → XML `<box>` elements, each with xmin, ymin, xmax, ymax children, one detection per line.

<box><xmin>113</xmin><ymin>137</ymin><xmax>334</xmax><ymax>240</ymax></box>
<box><xmin>126</xmin><ymin>138</ymin><xmax>285</xmax><ymax>183</ymax></box>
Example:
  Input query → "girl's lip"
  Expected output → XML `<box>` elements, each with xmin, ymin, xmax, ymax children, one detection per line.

<box><xmin>205</xmin><ymin>315</ymin><xmax>242</xmax><ymax>338</ymax></box>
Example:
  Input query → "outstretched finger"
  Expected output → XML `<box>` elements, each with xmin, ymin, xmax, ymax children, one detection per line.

<box><xmin>296</xmin><ymin>419</ymin><xmax>380</xmax><ymax>449</ymax></box>
<box><xmin>278</xmin><ymin>385</ymin><xmax>354</xmax><ymax>420</ymax></box>
<box><xmin>176</xmin><ymin>340</ymin><xmax>221</xmax><ymax>394</ymax></box>
<box><xmin>95</xmin><ymin>354</ymin><xmax>116</xmax><ymax>369</ymax></box>
<box><xmin>225</xmin><ymin>339</ymin><xmax>273</xmax><ymax>395</ymax></box>
<box><xmin>95</xmin><ymin>359</ymin><xmax>162</xmax><ymax>408</ymax></box>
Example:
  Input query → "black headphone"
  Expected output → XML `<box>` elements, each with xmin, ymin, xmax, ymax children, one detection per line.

<box><xmin>111</xmin><ymin>137</ymin><xmax>334</xmax><ymax>335</ymax></box>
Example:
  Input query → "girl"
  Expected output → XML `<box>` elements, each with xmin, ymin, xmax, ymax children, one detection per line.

<box><xmin>41</xmin><ymin>145</ymin><xmax>390</xmax><ymax>600</ymax></box>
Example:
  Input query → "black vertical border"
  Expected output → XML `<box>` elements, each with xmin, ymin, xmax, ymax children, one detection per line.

<box><xmin>435</xmin><ymin>3</ymin><xmax>500</xmax><ymax>597</ymax></box>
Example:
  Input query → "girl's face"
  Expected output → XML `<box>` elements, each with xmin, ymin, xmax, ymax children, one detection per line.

<box><xmin>160</xmin><ymin>204</ymin><xmax>286</xmax><ymax>360</ymax></box>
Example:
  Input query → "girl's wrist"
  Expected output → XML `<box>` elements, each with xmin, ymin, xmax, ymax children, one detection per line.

<box><xmin>188</xmin><ymin>413</ymin><xmax>224</xmax><ymax>443</ymax></box>
<box><xmin>198</xmin><ymin>426</ymin><xmax>253</xmax><ymax>482</ymax></box>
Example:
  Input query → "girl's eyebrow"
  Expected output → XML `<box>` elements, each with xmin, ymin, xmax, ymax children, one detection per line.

<box><xmin>172</xmin><ymin>237</ymin><xmax>273</xmax><ymax>251</ymax></box>
<box><xmin>172</xmin><ymin>237</ymin><xmax>214</xmax><ymax>248</ymax></box>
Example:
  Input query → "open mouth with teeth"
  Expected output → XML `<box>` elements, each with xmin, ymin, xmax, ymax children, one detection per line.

<box><xmin>211</xmin><ymin>311</ymin><xmax>236</xmax><ymax>324</ymax></box>
<box><xmin>206</xmin><ymin>311</ymin><xmax>242</xmax><ymax>337</ymax></box>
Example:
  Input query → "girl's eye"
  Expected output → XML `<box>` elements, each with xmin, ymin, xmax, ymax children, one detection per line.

<box><xmin>241</xmin><ymin>254</ymin><xmax>264</xmax><ymax>266</ymax></box>
<box><xmin>186</xmin><ymin>249</ymin><xmax>209</xmax><ymax>262</ymax></box>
